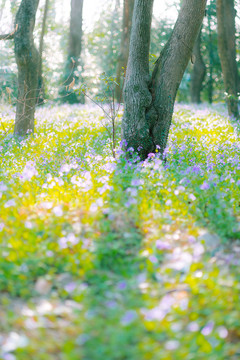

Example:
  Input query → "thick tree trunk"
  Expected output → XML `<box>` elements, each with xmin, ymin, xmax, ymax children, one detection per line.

<box><xmin>216</xmin><ymin>0</ymin><xmax>239</xmax><ymax>118</ymax></box>
<box><xmin>36</xmin><ymin>0</ymin><xmax>49</xmax><ymax>105</ymax></box>
<box><xmin>14</xmin><ymin>0</ymin><xmax>40</xmax><ymax>137</ymax></box>
<box><xmin>122</xmin><ymin>0</ymin><xmax>154</xmax><ymax>157</ymax></box>
<box><xmin>60</xmin><ymin>0</ymin><xmax>84</xmax><ymax>104</ymax></box>
<box><xmin>115</xmin><ymin>0</ymin><xmax>135</xmax><ymax>103</ymax></box>
<box><xmin>190</xmin><ymin>30</ymin><xmax>206</xmax><ymax>104</ymax></box>
<box><xmin>123</xmin><ymin>0</ymin><xmax>207</xmax><ymax>160</ymax></box>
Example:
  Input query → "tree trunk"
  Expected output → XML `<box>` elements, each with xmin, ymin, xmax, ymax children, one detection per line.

<box><xmin>190</xmin><ymin>29</ymin><xmax>206</xmax><ymax>104</ymax></box>
<box><xmin>115</xmin><ymin>0</ymin><xmax>135</xmax><ymax>103</ymax></box>
<box><xmin>216</xmin><ymin>0</ymin><xmax>239</xmax><ymax>119</ymax></box>
<box><xmin>207</xmin><ymin>4</ymin><xmax>214</xmax><ymax>104</ymax></box>
<box><xmin>14</xmin><ymin>0</ymin><xmax>40</xmax><ymax>137</ymax></box>
<box><xmin>60</xmin><ymin>0</ymin><xmax>84</xmax><ymax>104</ymax></box>
<box><xmin>123</xmin><ymin>0</ymin><xmax>207</xmax><ymax>160</ymax></box>
<box><xmin>36</xmin><ymin>0</ymin><xmax>49</xmax><ymax>105</ymax></box>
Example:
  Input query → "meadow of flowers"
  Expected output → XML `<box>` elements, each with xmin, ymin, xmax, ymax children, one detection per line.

<box><xmin>0</xmin><ymin>103</ymin><xmax>240</xmax><ymax>359</ymax></box>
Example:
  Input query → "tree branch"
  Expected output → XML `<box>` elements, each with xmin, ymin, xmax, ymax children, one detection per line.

<box><xmin>0</xmin><ymin>33</ymin><xmax>14</xmax><ymax>40</ymax></box>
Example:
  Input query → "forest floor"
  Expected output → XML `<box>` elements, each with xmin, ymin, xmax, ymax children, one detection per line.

<box><xmin>0</xmin><ymin>103</ymin><xmax>240</xmax><ymax>360</ymax></box>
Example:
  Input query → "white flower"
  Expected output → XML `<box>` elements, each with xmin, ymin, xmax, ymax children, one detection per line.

<box><xmin>52</xmin><ymin>205</ymin><xmax>63</xmax><ymax>217</ymax></box>
<box><xmin>4</xmin><ymin>199</ymin><xmax>16</xmax><ymax>208</ymax></box>
<box><xmin>189</xmin><ymin>193</ymin><xmax>196</xmax><ymax>201</ymax></box>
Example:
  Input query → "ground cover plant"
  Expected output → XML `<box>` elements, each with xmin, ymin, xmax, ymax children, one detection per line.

<box><xmin>0</xmin><ymin>103</ymin><xmax>240</xmax><ymax>359</ymax></box>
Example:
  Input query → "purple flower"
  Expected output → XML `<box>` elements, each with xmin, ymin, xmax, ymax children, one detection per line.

<box><xmin>200</xmin><ymin>181</ymin><xmax>210</xmax><ymax>190</ymax></box>
<box><xmin>64</xmin><ymin>282</ymin><xmax>77</xmax><ymax>293</ymax></box>
<box><xmin>117</xmin><ymin>281</ymin><xmax>127</xmax><ymax>290</ymax></box>
<box><xmin>131</xmin><ymin>179</ymin><xmax>144</xmax><ymax>187</ymax></box>
<box><xmin>149</xmin><ymin>255</ymin><xmax>158</xmax><ymax>264</ymax></box>
<box><xmin>156</xmin><ymin>240</ymin><xmax>171</xmax><ymax>250</ymax></box>
<box><xmin>201</xmin><ymin>321</ymin><xmax>214</xmax><ymax>336</ymax></box>
<box><xmin>120</xmin><ymin>310</ymin><xmax>137</xmax><ymax>326</ymax></box>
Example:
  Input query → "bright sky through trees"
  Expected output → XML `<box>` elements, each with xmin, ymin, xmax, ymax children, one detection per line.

<box><xmin>82</xmin><ymin>0</ymin><xmax>178</xmax><ymax>31</ymax></box>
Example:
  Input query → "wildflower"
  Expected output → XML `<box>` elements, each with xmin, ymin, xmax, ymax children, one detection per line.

<box><xmin>201</xmin><ymin>321</ymin><xmax>214</xmax><ymax>336</ymax></box>
<box><xmin>189</xmin><ymin>193</ymin><xmax>196</xmax><ymax>201</ymax></box>
<box><xmin>52</xmin><ymin>205</ymin><xmax>63</xmax><ymax>217</ymax></box>
<box><xmin>200</xmin><ymin>181</ymin><xmax>210</xmax><ymax>190</ymax></box>
<box><xmin>64</xmin><ymin>282</ymin><xmax>77</xmax><ymax>293</ymax></box>
<box><xmin>120</xmin><ymin>310</ymin><xmax>137</xmax><ymax>326</ymax></box>
<box><xmin>165</xmin><ymin>340</ymin><xmax>180</xmax><ymax>351</ymax></box>
<box><xmin>126</xmin><ymin>187</ymin><xmax>138</xmax><ymax>197</ymax></box>
<box><xmin>148</xmin><ymin>153</ymin><xmax>155</xmax><ymax>159</ymax></box>
<box><xmin>131</xmin><ymin>179</ymin><xmax>144</xmax><ymax>187</ymax></box>
<box><xmin>187</xmin><ymin>321</ymin><xmax>199</xmax><ymax>332</ymax></box>
<box><xmin>127</xmin><ymin>147</ymin><xmax>134</xmax><ymax>153</ymax></box>
<box><xmin>25</xmin><ymin>221</ymin><xmax>33</xmax><ymax>229</ymax></box>
<box><xmin>0</xmin><ymin>183</ymin><xmax>7</xmax><ymax>192</ymax></box>
<box><xmin>90</xmin><ymin>198</ymin><xmax>103</xmax><ymax>212</ymax></box>
<box><xmin>156</xmin><ymin>240</ymin><xmax>171</xmax><ymax>250</ymax></box>
<box><xmin>217</xmin><ymin>326</ymin><xmax>228</xmax><ymax>339</ymax></box>
<box><xmin>21</xmin><ymin>161</ymin><xmax>38</xmax><ymax>181</ymax></box>
<box><xmin>149</xmin><ymin>255</ymin><xmax>158</xmax><ymax>264</ymax></box>
<box><xmin>98</xmin><ymin>184</ymin><xmax>112</xmax><ymax>195</ymax></box>
<box><xmin>4</xmin><ymin>199</ymin><xmax>16</xmax><ymax>208</ymax></box>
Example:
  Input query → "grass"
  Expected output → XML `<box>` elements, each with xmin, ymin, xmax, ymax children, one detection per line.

<box><xmin>0</xmin><ymin>102</ymin><xmax>240</xmax><ymax>359</ymax></box>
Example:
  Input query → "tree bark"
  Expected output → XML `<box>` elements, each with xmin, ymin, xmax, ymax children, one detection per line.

<box><xmin>217</xmin><ymin>0</ymin><xmax>239</xmax><ymax>119</ymax></box>
<box><xmin>190</xmin><ymin>29</ymin><xmax>206</xmax><ymax>104</ymax></box>
<box><xmin>36</xmin><ymin>0</ymin><xmax>49</xmax><ymax>104</ymax></box>
<box><xmin>115</xmin><ymin>0</ymin><xmax>135</xmax><ymax>103</ymax></box>
<box><xmin>60</xmin><ymin>0</ymin><xmax>84</xmax><ymax>104</ymax></box>
<box><xmin>123</xmin><ymin>0</ymin><xmax>207</xmax><ymax>160</ymax></box>
<box><xmin>14</xmin><ymin>0</ymin><xmax>40</xmax><ymax>137</ymax></box>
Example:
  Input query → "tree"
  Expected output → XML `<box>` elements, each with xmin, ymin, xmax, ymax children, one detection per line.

<box><xmin>115</xmin><ymin>0</ymin><xmax>135</xmax><ymax>103</ymax></box>
<box><xmin>14</xmin><ymin>0</ymin><xmax>40</xmax><ymax>137</ymax></box>
<box><xmin>122</xmin><ymin>0</ymin><xmax>207</xmax><ymax>160</ymax></box>
<box><xmin>59</xmin><ymin>0</ymin><xmax>84</xmax><ymax>104</ymax></box>
<box><xmin>216</xmin><ymin>0</ymin><xmax>239</xmax><ymax>119</ymax></box>
<box><xmin>37</xmin><ymin>0</ymin><xmax>50</xmax><ymax>104</ymax></box>
<box><xmin>190</xmin><ymin>29</ymin><xmax>206</xmax><ymax>104</ymax></box>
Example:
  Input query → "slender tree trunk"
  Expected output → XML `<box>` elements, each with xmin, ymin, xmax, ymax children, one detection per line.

<box><xmin>216</xmin><ymin>0</ymin><xmax>239</xmax><ymax>118</ymax></box>
<box><xmin>207</xmin><ymin>5</ymin><xmax>214</xmax><ymax>104</ymax></box>
<box><xmin>115</xmin><ymin>0</ymin><xmax>135</xmax><ymax>103</ymax></box>
<box><xmin>190</xmin><ymin>29</ymin><xmax>206</xmax><ymax>104</ymax></box>
<box><xmin>36</xmin><ymin>0</ymin><xmax>49</xmax><ymax>104</ymax></box>
<box><xmin>60</xmin><ymin>0</ymin><xmax>84</xmax><ymax>104</ymax></box>
<box><xmin>14</xmin><ymin>0</ymin><xmax>40</xmax><ymax>137</ymax></box>
<box><xmin>123</xmin><ymin>0</ymin><xmax>207</xmax><ymax>160</ymax></box>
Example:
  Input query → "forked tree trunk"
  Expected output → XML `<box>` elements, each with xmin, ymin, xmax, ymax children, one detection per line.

<box><xmin>115</xmin><ymin>0</ymin><xmax>135</xmax><ymax>103</ymax></box>
<box><xmin>190</xmin><ymin>30</ymin><xmax>206</xmax><ymax>104</ymax></box>
<box><xmin>14</xmin><ymin>0</ymin><xmax>40</xmax><ymax>137</ymax></box>
<box><xmin>123</xmin><ymin>0</ymin><xmax>207</xmax><ymax>160</ymax></box>
<box><xmin>60</xmin><ymin>0</ymin><xmax>84</xmax><ymax>104</ymax></box>
<box><xmin>216</xmin><ymin>0</ymin><xmax>239</xmax><ymax>119</ymax></box>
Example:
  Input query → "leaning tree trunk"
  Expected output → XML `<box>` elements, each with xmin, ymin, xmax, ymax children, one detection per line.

<box><xmin>216</xmin><ymin>0</ymin><xmax>239</xmax><ymax>119</ymax></box>
<box><xmin>60</xmin><ymin>0</ymin><xmax>84</xmax><ymax>104</ymax></box>
<box><xmin>36</xmin><ymin>0</ymin><xmax>49</xmax><ymax>105</ymax></box>
<box><xmin>115</xmin><ymin>0</ymin><xmax>135</xmax><ymax>103</ymax></box>
<box><xmin>14</xmin><ymin>0</ymin><xmax>40</xmax><ymax>137</ymax></box>
<box><xmin>123</xmin><ymin>0</ymin><xmax>207</xmax><ymax>160</ymax></box>
<box><xmin>190</xmin><ymin>29</ymin><xmax>206</xmax><ymax>104</ymax></box>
